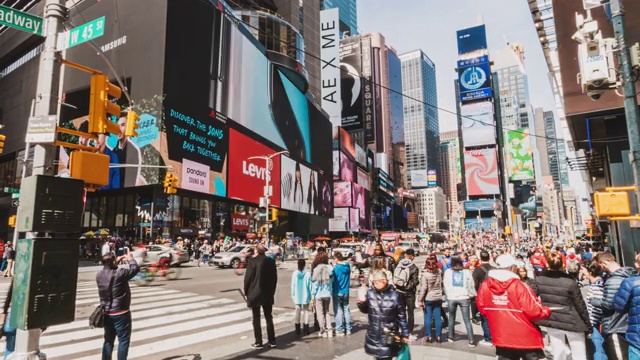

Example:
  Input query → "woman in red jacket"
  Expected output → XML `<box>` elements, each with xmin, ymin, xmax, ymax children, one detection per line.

<box><xmin>477</xmin><ymin>254</ymin><xmax>551</xmax><ymax>360</ymax></box>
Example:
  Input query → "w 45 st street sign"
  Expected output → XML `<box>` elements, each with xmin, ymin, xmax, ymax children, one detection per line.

<box><xmin>0</xmin><ymin>5</ymin><xmax>43</xmax><ymax>36</ymax></box>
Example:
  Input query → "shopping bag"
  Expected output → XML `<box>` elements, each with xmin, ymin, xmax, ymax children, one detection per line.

<box><xmin>397</xmin><ymin>343</ymin><xmax>411</xmax><ymax>360</ymax></box>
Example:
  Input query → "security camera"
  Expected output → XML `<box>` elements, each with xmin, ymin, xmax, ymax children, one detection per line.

<box><xmin>586</xmin><ymin>88</ymin><xmax>604</xmax><ymax>101</ymax></box>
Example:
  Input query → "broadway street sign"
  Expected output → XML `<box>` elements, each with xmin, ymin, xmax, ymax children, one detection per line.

<box><xmin>0</xmin><ymin>5</ymin><xmax>43</xmax><ymax>36</ymax></box>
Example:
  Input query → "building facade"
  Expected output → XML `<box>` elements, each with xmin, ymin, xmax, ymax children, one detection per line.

<box><xmin>320</xmin><ymin>0</ymin><xmax>358</xmax><ymax>36</ymax></box>
<box><xmin>439</xmin><ymin>130</ymin><xmax>461</xmax><ymax>218</ymax></box>
<box><xmin>399</xmin><ymin>50</ymin><xmax>440</xmax><ymax>189</ymax></box>
<box><xmin>415</xmin><ymin>187</ymin><xmax>446</xmax><ymax>231</ymax></box>
<box><xmin>492</xmin><ymin>44</ymin><xmax>533</xmax><ymax>129</ymax></box>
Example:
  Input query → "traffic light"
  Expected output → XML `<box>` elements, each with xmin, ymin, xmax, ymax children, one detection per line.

<box><xmin>268</xmin><ymin>208</ymin><xmax>278</xmax><ymax>222</ymax></box>
<box><xmin>8</xmin><ymin>215</ymin><xmax>16</xmax><ymax>227</ymax></box>
<box><xmin>69</xmin><ymin>151</ymin><xmax>110</xmax><ymax>191</ymax></box>
<box><xmin>594</xmin><ymin>191</ymin><xmax>631</xmax><ymax>217</ymax></box>
<box><xmin>125</xmin><ymin>111</ymin><xmax>140</xmax><ymax>137</ymax></box>
<box><xmin>88</xmin><ymin>74</ymin><xmax>122</xmax><ymax>135</ymax></box>
<box><xmin>163</xmin><ymin>172</ymin><xmax>178</xmax><ymax>194</ymax></box>
<box><xmin>0</xmin><ymin>134</ymin><xmax>5</xmax><ymax>154</ymax></box>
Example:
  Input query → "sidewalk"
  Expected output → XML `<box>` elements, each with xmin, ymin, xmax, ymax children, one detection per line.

<box><xmin>335</xmin><ymin>345</ymin><xmax>495</xmax><ymax>360</ymax></box>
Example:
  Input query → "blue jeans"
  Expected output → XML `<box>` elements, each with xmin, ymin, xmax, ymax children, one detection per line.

<box><xmin>0</xmin><ymin>259</ymin><xmax>6</xmax><ymax>272</ymax></box>
<box><xmin>591</xmin><ymin>327</ymin><xmax>607</xmax><ymax>360</ymax></box>
<box><xmin>448</xmin><ymin>298</ymin><xmax>474</xmax><ymax>343</ymax></box>
<box><xmin>4</xmin><ymin>312</ymin><xmax>16</xmax><ymax>360</ymax></box>
<box><xmin>480</xmin><ymin>314</ymin><xmax>491</xmax><ymax>342</ymax></box>
<box><xmin>333</xmin><ymin>294</ymin><xmax>352</xmax><ymax>333</ymax></box>
<box><xmin>102</xmin><ymin>312</ymin><xmax>132</xmax><ymax>360</ymax></box>
<box><xmin>424</xmin><ymin>300</ymin><xmax>443</xmax><ymax>339</ymax></box>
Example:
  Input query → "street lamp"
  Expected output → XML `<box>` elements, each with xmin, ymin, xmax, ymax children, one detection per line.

<box><xmin>248</xmin><ymin>150</ymin><xmax>289</xmax><ymax>247</ymax></box>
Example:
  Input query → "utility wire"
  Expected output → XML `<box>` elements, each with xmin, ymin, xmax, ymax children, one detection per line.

<box><xmin>222</xmin><ymin>6</ymin><xmax>620</xmax><ymax>146</ymax></box>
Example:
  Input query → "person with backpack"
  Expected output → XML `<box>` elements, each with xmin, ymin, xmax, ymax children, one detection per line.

<box><xmin>472</xmin><ymin>250</ymin><xmax>494</xmax><ymax>346</ymax></box>
<box><xmin>566</xmin><ymin>251</ymin><xmax>581</xmax><ymax>280</ymax></box>
<box><xmin>393</xmin><ymin>249</ymin><xmax>420</xmax><ymax>339</ymax></box>
<box><xmin>443</xmin><ymin>256</ymin><xmax>477</xmax><ymax>347</ymax></box>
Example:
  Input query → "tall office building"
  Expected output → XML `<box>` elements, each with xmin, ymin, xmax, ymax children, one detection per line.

<box><xmin>440</xmin><ymin>130</ymin><xmax>461</xmax><ymax>217</ymax></box>
<box><xmin>493</xmin><ymin>43</ymin><xmax>533</xmax><ymax>129</ymax></box>
<box><xmin>321</xmin><ymin>0</ymin><xmax>358</xmax><ymax>36</ymax></box>
<box><xmin>231</xmin><ymin>1</ymin><xmax>321</xmax><ymax>100</ymax></box>
<box><xmin>388</xmin><ymin>47</ymin><xmax>405</xmax><ymax>188</ymax></box>
<box><xmin>399</xmin><ymin>50</ymin><xmax>440</xmax><ymax>189</ymax></box>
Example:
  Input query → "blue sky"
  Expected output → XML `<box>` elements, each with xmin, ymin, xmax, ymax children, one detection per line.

<box><xmin>357</xmin><ymin>0</ymin><xmax>557</xmax><ymax>132</ymax></box>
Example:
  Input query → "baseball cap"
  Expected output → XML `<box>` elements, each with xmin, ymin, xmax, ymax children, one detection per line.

<box><xmin>495</xmin><ymin>254</ymin><xmax>517</xmax><ymax>269</ymax></box>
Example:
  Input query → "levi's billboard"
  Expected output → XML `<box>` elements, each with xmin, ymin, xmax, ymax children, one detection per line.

<box><xmin>228</xmin><ymin>129</ymin><xmax>281</xmax><ymax>207</ymax></box>
<box><xmin>231</xmin><ymin>214</ymin><xmax>251</xmax><ymax>232</ymax></box>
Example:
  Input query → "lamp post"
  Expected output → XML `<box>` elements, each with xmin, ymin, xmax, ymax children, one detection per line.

<box><xmin>248</xmin><ymin>150</ymin><xmax>289</xmax><ymax>247</ymax></box>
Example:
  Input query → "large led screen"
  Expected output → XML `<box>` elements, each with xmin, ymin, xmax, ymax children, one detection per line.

<box><xmin>339</xmin><ymin>127</ymin><xmax>356</xmax><ymax>159</ymax></box>
<box><xmin>457</xmin><ymin>25</ymin><xmax>488</xmax><ymax>55</ymax></box>
<box><xmin>228</xmin><ymin>129</ymin><xmax>281</xmax><ymax>207</ymax></box>
<box><xmin>458</xmin><ymin>55</ymin><xmax>492</xmax><ymax>103</ymax></box>
<box><xmin>352</xmin><ymin>183</ymin><xmax>366</xmax><ymax>226</ymax></box>
<box><xmin>333</xmin><ymin>150</ymin><xmax>340</xmax><ymax>179</ymax></box>
<box><xmin>334</xmin><ymin>181</ymin><xmax>353</xmax><ymax>208</ymax></box>
<box><xmin>357</xmin><ymin>167</ymin><xmax>370</xmax><ymax>191</ymax></box>
<box><xmin>340</xmin><ymin>151</ymin><xmax>355</xmax><ymax>182</ymax></box>
<box><xmin>340</xmin><ymin>38</ymin><xmax>363</xmax><ymax>130</ymax></box>
<box><xmin>461</xmin><ymin>101</ymin><xmax>495</xmax><ymax>147</ymax></box>
<box><xmin>349</xmin><ymin>208</ymin><xmax>360</xmax><ymax>232</ymax></box>
<box><xmin>464</xmin><ymin>148</ymin><xmax>500</xmax><ymax>196</ymax></box>
<box><xmin>505</xmin><ymin>129</ymin><xmax>534</xmax><ymax>181</ymax></box>
<box><xmin>329</xmin><ymin>208</ymin><xmax>349</xmax><ymax>232</ymax></box>
<box><xmin>281</xmin><ymin>155</ymin><xmax>319</xmax><ymax>215</ymax></box>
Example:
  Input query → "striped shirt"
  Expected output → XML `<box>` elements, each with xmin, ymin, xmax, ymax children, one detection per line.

<box><xmin>586</xmin><ymin>277</ymin><xmax>605</xmax><ymax>327</ymax></box>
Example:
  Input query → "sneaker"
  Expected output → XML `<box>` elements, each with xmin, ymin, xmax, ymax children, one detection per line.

<box><xmin>479</xmin><ymin>340</ymin><xmax>493</xmax><ymax>347</ymax></box>
<box><xmin>268</xmin><ymin>341</ymin><xmax>276</xmax><ymax>348</ymax></box>
<box><xmin>447</xmin><ymin>338</ymin><xmax>455</xmax><ymax>343</ymax></box>
<box><xmin>250</xmin><ymin>342</ymin><xmax>263</xmax><ymax>349</ymax></box>
<box><xmin>336</xmin><ymin>332</ymin><xmax>346</xmax><ymax>337</ymax></box>
<box><xmin>327</xmin><ymin>331</ymin><xmax>334</xmax><ymax>338</ymax></box>
<box><xmin>321</xmin><ymin>331</ymin><xmax>328</xmax><ymax>338</ymax></box>
<box><xmin>468</xmin><ymin>342</ymin><xmax>476</xmax><ymax>348</ymax></box>
<box><xmin>345</xmin><ymin>331</ymin><xmax>352</xmax><ymax>335</ymax></box>
<box><xmin>408</xmin><ymin>334</ymin><xmax>418</xmax><ymax>341</ymax></box>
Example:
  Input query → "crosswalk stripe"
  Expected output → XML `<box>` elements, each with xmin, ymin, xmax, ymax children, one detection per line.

<box><xmin>75</xmin><ymin>292</ymin><xmax>188</xmax><ymax>306</ymax></box>
<box><xmin>40</xmin><ymin>303</ymin><xmax>249</xmax><ymax>346</ymax></box>
<box><xmin>74</xmin><ymin>287</ymin><xmax>179</xmax><ymax>301</ymax></box>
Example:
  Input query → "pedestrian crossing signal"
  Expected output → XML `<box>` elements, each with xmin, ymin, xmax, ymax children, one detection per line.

<box><xmin>163</xmin><ymin>172</ymin><xmax>178</xmax><ymax>194</ymax></box>
<box><xmin>0</xmin><ymin>134</ymin><xmax>5</xmax><ymax>154</ymax></box>
<box><xmin>268</xmin><ymin>208</ymin><xmax>277</xmax><ymax>222</ymax></box>
<box><xmin>8</xmin><ymin>215</ymin><xmax>15</xmax><ymax>227</ymax></box>
<box><xmin>125</xmin><ymin>111</ymin><xmax>140</xmax><ymax>137</ymax></box>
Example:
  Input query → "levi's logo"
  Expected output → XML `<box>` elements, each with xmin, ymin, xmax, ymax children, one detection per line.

<box><xmin>233</xmin><ymin>217</ymin><xmax>249</xmax><ymax>226</ymax></box>
<box><xmin>242</xmin><ymin>160</ymin><xmax>270</xmax><ymax>181</ymax></box>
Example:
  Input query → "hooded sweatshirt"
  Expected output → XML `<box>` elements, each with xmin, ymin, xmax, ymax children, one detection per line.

<box><xmin>332</xmin><ymin>262</ymin><xmax>351</xmax><ymax>296</ymax></box>
<box><xmin>312</xmin><ymin>264</ymin><xmax>333</xmax><ymax>299</ymax></box>
<box><xmin>443</xmin><ymin>268</ymin><xmax>476</xmax><ymax>301</ymax></box>
<box><xmin>291</xmin><ymin>269</ymin><xmax>312</xmax><ymax>305</ymax></box>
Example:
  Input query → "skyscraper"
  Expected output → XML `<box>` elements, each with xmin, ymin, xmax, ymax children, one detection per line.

<box><xmin>493</xmin><ymin>44</ymin><xmax>533</xmax><ymax>129</ymax></box>
<box><xmin>440</xmin><ymin>130</ymin><xmax>461</xmax><ymax>217</ymax></box>
<box><xmin>321</xmin><ymin>0</ymin><xmax>358</xmax><ymax>36</ymax></box>
<box><xmin>399</xmin><ymin>50</ymin><xmax>440</xmax><ymax>189</ymax></box>
<box><xmin>388</xmin><ymin>47</ymin><xmax>405</xmax><ymax>188</ymax></box>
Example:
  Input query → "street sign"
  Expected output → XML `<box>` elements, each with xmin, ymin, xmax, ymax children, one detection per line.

<box><xmin>583</xmin><ymin>0</ymin><xmax>610</xmax><ymax>10</ymax></box>
<box><xmin>11</xmin><ymin>199</ymin><xmax>19</xmax><ymax>207</ymax></box>
<box><xmin>11</xmin><ymin>193</ymin><xmax>19</xmax><ymax>199</ymax></box>
<box><xmin>57</xmin><ymin>16</ymin><xmax>105</xmax><ymax>50</ymax></box>
<box><xmin>0</xmin><ymin>5</ymin><xmax>43</xmax><ymax>36</ymax></box>
<box><xmin>3</xmin><ymin>187</ymin><xmax>19</xmax><ymax>194</ymax></box>
<box><xmin>25</xmin><ymin>115</ymin><xmax>56</xmax><ymax>143</ymax></box>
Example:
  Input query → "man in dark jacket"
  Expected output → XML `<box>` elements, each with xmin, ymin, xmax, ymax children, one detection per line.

<box><xmin>472</xmin><ymin>250</ymin><xmax>494</xmax><ymax>346</ymax></box>
<box><xmin>358</xmin><ymin>270</ymin><xmax>409</xmax><ymax>360</ymax></box>
<box><xmin>393</xmin><ymin>249</ymin><xmax>419</xmax><ymax>338</ymax></box>
<box><xmin>613</xmin><ymin>253</ymin><xmax>640</xmax><ymax>359</ymax></box>
<box><xmin>96</xmin><ymin>252</ymin><xmax>140</xmax><ymax>360</ymax></box>
<box><xmin>244</xmin><ymin>244</ymin><xmax>278</xmax><ymax>349</ymax></box>
<box><xmin>364</xmin><ymin>243</ymin><xmax>396</xmax><ymax>273</ymax></box>
<box><xmin>593</xmin><ymin>251</ymin><xmax>637</xmax><ymax>360</ymax></box>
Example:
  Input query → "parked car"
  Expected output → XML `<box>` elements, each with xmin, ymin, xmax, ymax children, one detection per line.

<box><xmin>333</xmin><ymin>242</ymin><xmax>360</xmax><ymax>259</ymax></box>
<box><xmin>397</xmin><ymin>241</ymin><xmax>421</xmax><ymax>257</ymax></box>
<box><xmin>145</xmin><ymin>245</ymin><xmax>189</xmax><ymax>265</ymax></box>
<box><xmin>212</xmin><ymin>244</ymin><xmax>255</xmax><ymax>268</ymax></box>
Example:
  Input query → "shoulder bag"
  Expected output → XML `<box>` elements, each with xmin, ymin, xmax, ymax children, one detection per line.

<box><xmin>89</xmin><ymin>269</ymin><xmax>115</xmax><ymax>329</ymax></box>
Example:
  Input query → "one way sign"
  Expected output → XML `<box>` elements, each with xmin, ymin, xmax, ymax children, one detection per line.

<box><xmin>11</xmin><ymin>199</ymin><xmax>19</xmax><ymax>207</ymax></box>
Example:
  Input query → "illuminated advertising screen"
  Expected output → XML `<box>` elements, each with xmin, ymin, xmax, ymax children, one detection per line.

<box><xmin>355</xmin><ymin>144</ymin><xmax>366</xmax><ymax>168</ymax></box>
<box><xmin>357</xmin><ymin>167</ymin><xmax>370</xmax><ymax>191</ymax></box>
<box><xmin>461</xmin><ymin>101</ymin><xmax>495</xmax><ymax>147</ymax></box>
<box><xmin>410</xmin><ymin>169</ymin><xmax>428</xmax><ymax>188</ymax></box>
<box><xmin>340</xmin><ymin>37</ymin><xmax>363</xmax><ymax>130</ymax></box>
<box><xmin>352</xmin><ymin>183</ymin><xmax>366</xmax><ymax>226</ymax></box>
<box><xmin>427</xmin><ymin>169</ymin><xmax>437</xmax><ymax>187</ymax></box>
<box><xmin>340</xmin><ymin>151</ymin><xmax>355</xmax><ymax>182</ymax></box>
<box><xmin>333</xmin><ymin>150</ymin><xmax>340</xmax><ymax>179</ymax></box>
<box><xmin>280</xmin><ymin>155</ymin><xmax>319</xmax><ymax>215</ymax></box>
<box><xmin>228</xmin><ymin>129</ymin><xmax>281</xmax><ymax>207</ymax></box>
<box><xmin>330</xmin><ymin>208</ymin><xmax>349</xmax><ymax>232</ymax></box>
<box><xmin>505</xmin><ymin>129</ymin><xmax>535</xmax><ymax>181</ymax></box>
<box><xmin>339</xmin><ymin>127</ymin><xmax>356</xmax><ymax>159</ymax></box>
<box><xmin>334</xmin><ymin>181</ymin><xmax>353</xmax><ymax>208</ymax></box>
<box><xmin>349</xmin><ymin>208</ymin><xmax>360</xmax><ymax>232</ymax></box>
<box><xmin>457</xmin><ymin>24</ymin><xmax>488</xmax><ymax>55</ymax></box>
<box><xmin>458</xmin><ymin>55</ymin><xmax>492</xmax><ymax>102</ymax></box>
<box><xmin>464</xmin><ymin>148</ymin><xmax>500</xmax><ymax>196</ymax></box>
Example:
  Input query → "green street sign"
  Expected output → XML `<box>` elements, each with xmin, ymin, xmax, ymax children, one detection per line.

<box><xmin>58</xmin><ymin>16</ymin><xmax>105</xmax><ymax>50</ymax></box>
<box><xmin>0</xmin><ymin>5</ymin><xmax>43</xmax><ymax>36</ymax></box>
<box><xmin>3</xmin><ymin>187</ymin><xmax>19</xmax><ymax>194</ymax></box>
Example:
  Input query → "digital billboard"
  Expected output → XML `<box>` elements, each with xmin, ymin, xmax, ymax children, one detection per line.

<box><xmin>228</xmin><ymin>129</ymin><xmax>281</xmax><ymax>207</ymax></box>
<box><xmin>457</xmin><ymin>24</ymin><xmax>488</xmax><ymax>55</ymax></box>
<box><xmin>340</xmin><ymin>38</ymin><xmax>363</xmax><ymax>130</ymax></box>
<box><xmin>231</xmin><ymin>213</ymin><xmax>251</xmax><ymax>232</ymax></box>
<box><xmin>505</xmin><ymin>129</ymin><xmax>535</xmax><ymax>181</ymax></box>
<box><xmin>355</xmin><ymin>143</ymin><xmax>366</xmax><ymax>168</ymax></box>
<box><xmin>427</xmin><ymin>169</ymin><xmax>437</xmax><ymax>187</ymax></box>
<box><xmin>464</xmin><ymin>148</ymin><xmax>500</xmax><ymax>196</ymax></box>
<box><xmin>349</xmin><ymin>208</ymin><xmax>360</xmax><ymax>232</ymax></box>
<box><xmin>333</xmin><ymin>150</ymin><xmax>340</xmax><ymax>179</ymax></box>
<box><xmin>334</xmin><ymin>181</ymin><xmax>353</xmax><ymax>208</ymax></box>
<box><xmin>340</xmin><ymin>151</ymin><xmax>355</xmax><ymax>182</ymax></box>
<box><xmin>410</xmin><ymin>169</ymin><xmax>428</xmax><ymax>188</ymax></box>
<box><xmin>339</xmin><ymin>127</ymin><xmax>356</xmax><ymax>159</ymax></box>
<box><xmin>357</xmin><ymin>167</ymin><xmax>370</xmax><ymax>191</ymax></box>
<box><xmin>352</xmin><ymin>183</ymin><xmax>366</xmax><ymax>226</ymax></box>
<box><xmin>329</xmin><ymin>207</ymin><xmax>349</xmax><ymax>232</ymax></box>
<box><xmin>280</xmin><ymin>155</ymin><xmax>319</xmax><ymax>215</ymax></box>
<box><xmin>458</xmin><ymin>55</ymin><xmax>492</xmax><ymax>102</ymax></box>
<box><xmin>461</xmin><ymin>101</ymin><xmax>495</xmax><ymax>147</ymax></box>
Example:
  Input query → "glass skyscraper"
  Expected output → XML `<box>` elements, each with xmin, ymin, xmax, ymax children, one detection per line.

<box><xmin>321</xmin><ymin>0</ymin><xmax>358</xmax><ymax>36</ymax></box>
<box><xmin>399</xmin><ymin>50</ymin><xmax>440</xmax><ymax>188</ymax></box>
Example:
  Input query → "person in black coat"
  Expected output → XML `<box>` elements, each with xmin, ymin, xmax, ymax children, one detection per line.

<box><xmin>244</xmin><ymin>244</ymin><xmax>278</xmax><ymax>350</ymax></box>
<box><xmin>533</xmin><ymin>252</ymin><xmax>591</xmax><ymax>360</ymax></box>
<box><xmin>357</xmin><ymin>270</ymin><xmax>409</xmax><ymax>360</ymax></box>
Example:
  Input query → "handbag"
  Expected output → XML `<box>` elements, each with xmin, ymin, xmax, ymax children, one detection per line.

<box><xmin>89</xmin><ymin>270</ymin><xmax>115</xmax><ymax>329</ymax></box>
<box><xmin>397</xmin><ymin>343</ymin><xmax>411</xmax><ymax>360</ymax></box>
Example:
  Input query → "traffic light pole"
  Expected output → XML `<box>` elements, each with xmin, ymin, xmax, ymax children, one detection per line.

<box><xmin>611</xmin><ymin>0</ymin><xmax>640</xmax><ymax>206</ymax></box>
<box><xmin>10</xmin><ymin>1</ymin><xmax>67</xmax><ymax>359</ymax></box>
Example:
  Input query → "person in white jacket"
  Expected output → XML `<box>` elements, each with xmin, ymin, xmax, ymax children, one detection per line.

<box><xmin>443</xmin><ymin>255</ymin><xmax>477</xmax><ymax>347</ymax></box>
